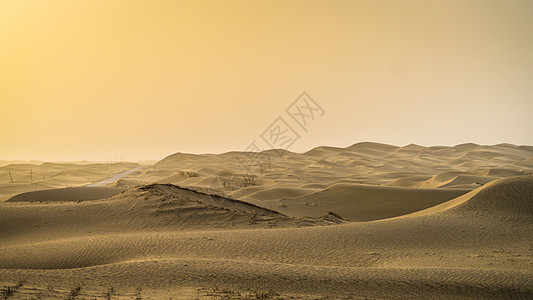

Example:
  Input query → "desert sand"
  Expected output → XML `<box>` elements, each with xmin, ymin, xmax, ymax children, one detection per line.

<box><xmin>1</xmin><ymin>143</ymin><xmax>532</xmax><ymax>299</ymax></box>
<box><xmin>0</xmin><ymin>162</ymin><xmax>139</xmax><ymax>202</ymax></box>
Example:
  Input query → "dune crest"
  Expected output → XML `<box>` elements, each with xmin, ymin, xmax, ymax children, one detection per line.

<box><xmin>126</xmin><ymin>143</ymin><xmax>533</xmax><ymax>206</ymax></box>
<box><xmin>399</xmin><ymin>175</ymin><xmax>533</xmax><ymax>219</ymax></box>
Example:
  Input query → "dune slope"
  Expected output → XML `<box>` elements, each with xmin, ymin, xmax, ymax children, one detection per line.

<box><xmin>6</xmin><ymin>187</ymin><xmax>125</xmax><ymax>202</ymax></box>
<box><xmin>257</xmin><ymin>183</ymin><xmax>471</xmax><ymax>221</ymax></box>
<box><xmin>1</xmin><ymin>176</ymin><xmax>532</xmax><ymax>299</ymax></box>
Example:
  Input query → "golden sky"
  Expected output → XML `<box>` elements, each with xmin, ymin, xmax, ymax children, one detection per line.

<box><xmin>1</xmin><ymin>0</ymin><xmax>532</xmax><ymax>161</ymax></box>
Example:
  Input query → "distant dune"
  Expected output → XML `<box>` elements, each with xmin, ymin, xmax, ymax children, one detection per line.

<box><xmin>6</xmin><ymin>187</ymin><xmax>125</xmax><ymax>202</ymax></box>
<box><xmin>0</xmin><ymin>162</ymin><xmax>138</xmax><ymax>201</ymax></box>
<box><xmin>0</xmin><ymin>143</ymin><xmax>532</xmax><ymax>299</ymax></box>
<box><xmin>133</xmin><ymin>142</ymin><xmax>533</xmax><ymax>205</ymax></box>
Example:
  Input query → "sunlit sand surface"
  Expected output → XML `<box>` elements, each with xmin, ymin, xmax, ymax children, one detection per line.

<box><xmin>1</xmin><ymin>143</ymin><xmax>532</xmax><ymax>299</ymax></box>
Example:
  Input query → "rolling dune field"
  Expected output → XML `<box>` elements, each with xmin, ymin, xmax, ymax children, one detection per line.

<box><xmin>1</xmin><ymin>143</ymin><xmax>532</xmax><ymax>299</ymax></box>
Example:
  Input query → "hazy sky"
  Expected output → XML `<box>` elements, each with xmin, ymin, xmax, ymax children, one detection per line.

<box><xmin>1</xmin><ymin>0</ymin><xmax>532</xmax><ymax>161</ymax></box>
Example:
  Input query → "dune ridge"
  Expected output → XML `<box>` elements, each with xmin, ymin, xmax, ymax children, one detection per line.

<box><xmin>127</xmin><ymin>143</ymin><xmax>533</xmax><ymax>207</ymax></box>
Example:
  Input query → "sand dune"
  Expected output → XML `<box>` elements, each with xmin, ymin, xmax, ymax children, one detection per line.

<box><xmin>6</xmin><ymin>187</ymin><xmax>125</xmax><ymax>202</ymax></box>
<box><xmin>0</xmin><ymin>162</ymin><xmax>139</xmax><ymax>202</ymax></box>
<box><xmin>131</xmin><ymin>143</ymin><xmax>533</xmax><ymax>204</ymax></box>
<box><xmin>403</xmin><ymin>175</ymin><xmax>533</xmax><ymax>219</ymax></box>
<box><xmin>0</xmin><ymin>176</ymin><xmax>532</xmax><ymax>298</ymax></box>
<box><xmin>257</xmin><ymin>183</ymin><xmax>471</xmax><ymax>221</ymax></box>
<box><xmin>1</xmin><ymin>143</ymin><xmax>532</xmax><ymax>298</ymax></box>
<box><xmin>243</xmin><ymin>186</ymin><xmax>318</xmax><ymax>201</ymax></box>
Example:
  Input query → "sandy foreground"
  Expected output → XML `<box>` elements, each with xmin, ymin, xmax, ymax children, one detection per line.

<box><xmin>1</xmin><ymin>143</ymin><xmax>532</xmax><ymax>299</ymax></box>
